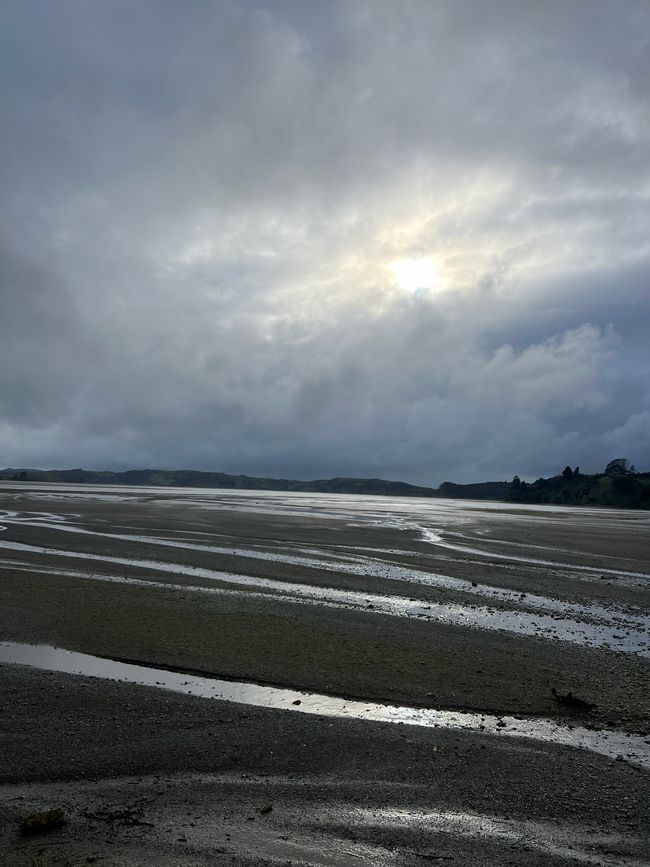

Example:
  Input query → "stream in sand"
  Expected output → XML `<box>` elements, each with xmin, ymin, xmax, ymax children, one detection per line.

<box><xmin>0</xmin><ymin>497</ymin><xmax>648</xmax><ymax>655</ymax></box>
<box><xmin>1</xmin><ymin>640</ymin><xmax>648</xmax><ymax>768</ymax></box>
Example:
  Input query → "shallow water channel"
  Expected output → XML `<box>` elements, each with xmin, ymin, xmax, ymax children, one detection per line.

<box><xmin>1</xmin><ymin>641</ymin><xmax>648</xmax><ymax>769</ymax></box>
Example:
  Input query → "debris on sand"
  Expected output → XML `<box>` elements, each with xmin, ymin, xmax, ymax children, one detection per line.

<box><xmin>260</xmin><ymin>804</ymin><xmax>273</xmax><ymax>814</ymax></box>
<box><xmin>84</xmin><ymin>804</ymin><xmax>153</xmax><ymax>828</ymax></box>
<box><xmin>20</xmin><ymin>807</ymin><xmax>66</xmax><ymax>835</ymax></box>
<box><xmin>551</xmin><ymin>688</ymin><xmax>597</xmax><ymax>711</ymax></box>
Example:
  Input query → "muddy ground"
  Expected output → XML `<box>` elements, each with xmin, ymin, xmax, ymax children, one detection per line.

<box><xmin>0</xmin><ymin>484</ymin><xmax>648</xmax><ymax>865</ymax></box>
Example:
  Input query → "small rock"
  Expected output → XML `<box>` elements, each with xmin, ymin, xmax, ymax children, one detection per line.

<box><xmin>260</xmin><ymin>804</ymin><xmax>273</xmax><ymax>814</ymax></box>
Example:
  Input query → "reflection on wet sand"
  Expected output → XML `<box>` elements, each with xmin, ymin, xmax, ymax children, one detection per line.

<box><xmin>322</xmin><ymin>806</ymin><xmax>646</xmax><ymax>867</ymax></box>
<box><xmin>0</xmin><ymin>641</ymin><xmax>648</xmax><ymax>768</ymax></box>
<box><xmin>1</xmin><ymin>483</ymin><xmax>649</xmax><ymax>867</ymax></box>
<box><xmin>1</xmin><ymin>540</ymin><xmax>648</xmax><ymax>654</ymax></box>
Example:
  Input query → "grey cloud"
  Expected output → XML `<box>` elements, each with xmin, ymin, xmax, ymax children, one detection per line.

<box><xmin>1</xmin><ymin>0</ymin><xmax>649</xmax><ymax>482</ymax></box>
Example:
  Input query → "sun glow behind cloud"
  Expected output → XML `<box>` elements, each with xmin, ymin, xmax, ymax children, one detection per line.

<box><xmin>391</xmin><ymin>257</ymin><xmax>440</xmax><ymax>293</ymax></box>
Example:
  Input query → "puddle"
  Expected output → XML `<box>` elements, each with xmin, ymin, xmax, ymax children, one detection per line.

<box><xmin>0</xmin><ymin>642</ymin><xmax>648</xmax><ymax>769</ymax></box>
<box><xmin>1</xmin><ymin>546</ymin><xmax>648</xmax><ymax>655</ymax></box>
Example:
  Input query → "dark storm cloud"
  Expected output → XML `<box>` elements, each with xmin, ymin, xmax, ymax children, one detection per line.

<box><xmin>1</xmin><ymin>0</ymin><xmax>649</xmax><ymax>482</ymax></box>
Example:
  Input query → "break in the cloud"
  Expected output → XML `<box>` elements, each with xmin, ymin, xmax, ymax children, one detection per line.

<box><xmin>1</xmin><ymin>0</ymin><xmax>649</xmax><ymax>484</ymax></box>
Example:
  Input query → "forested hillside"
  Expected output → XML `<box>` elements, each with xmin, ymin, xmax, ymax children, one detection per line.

<box><xmin>508</xmin><ymin>460</ymin><xmax>650</xmax><ymax>509</ymax></box>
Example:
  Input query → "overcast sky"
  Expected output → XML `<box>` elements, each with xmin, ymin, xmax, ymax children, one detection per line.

<box><xmin>1</xmin><ymin>0</ymin><xmax>649</xmax><ymax>484</ymax></box>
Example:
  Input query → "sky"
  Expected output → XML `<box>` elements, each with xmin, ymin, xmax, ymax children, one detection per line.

<box><xmin>1</xmin><ymin>0</ymin><xmax>649</xmax><ymax>484</ymax></box>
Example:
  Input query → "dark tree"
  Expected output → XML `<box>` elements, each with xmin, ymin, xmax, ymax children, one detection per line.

<box><xmin>605</xmin><ymin>458</ymin><xmax>635</xmax><ymax>476</ymax></box>
<box><xmin>612</xmin><ymin>475</ymin><xmax>639</xmax><ymax>494</ymax></box>
<box><xmin>573</xmin><ymin>466</ymin><xmax>580</xmax><ymax>476</ymax></box>
<box><xmin>562</xmin><ymin>466</ymin><xmax>573</xmax><ymax>480</ymax></box>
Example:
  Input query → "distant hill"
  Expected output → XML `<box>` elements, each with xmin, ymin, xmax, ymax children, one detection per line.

<box><xmin>436</xmin><ymin>480</ymin><xmax>512</xmax><ymax>500</ymax></box>
<box><xmin>0</xmin><ymin>467</ymin><xmax>438</xmax><ymax>498</ymax></box>
<box><xmin>1</xmin><ymin>461</ymin><xmax>648</xmax><ymax>508</ymax></box>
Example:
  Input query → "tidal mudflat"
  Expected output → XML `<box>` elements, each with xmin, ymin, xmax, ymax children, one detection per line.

<box><xmin>0</xmin><ymin>483</ymin><xmax>648</xmax><ymax>865</ymax></box>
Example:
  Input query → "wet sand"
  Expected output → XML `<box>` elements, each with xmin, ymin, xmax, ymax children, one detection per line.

<box><xmin>0</xmin><ymin>483</ymin><xmax>648</xmax><ymax>865</ymax></box>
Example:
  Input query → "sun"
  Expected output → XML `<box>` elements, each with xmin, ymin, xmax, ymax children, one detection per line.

<box><xmin>391</xmin><ymin>257</ymin><xmax>439</xmax><ymax>293</ymax></box>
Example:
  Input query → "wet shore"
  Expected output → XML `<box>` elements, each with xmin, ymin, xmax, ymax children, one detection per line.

<box><xmin>0</xmin><ymin>483</ymin><xmax>648</xmax><ymax>865</ymax></box>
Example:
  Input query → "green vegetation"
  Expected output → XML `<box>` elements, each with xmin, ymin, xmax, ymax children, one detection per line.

<box><xmin>508</xmin><ymin>459</ymin><xmax>650</xmax><ymax>509</ymax></box>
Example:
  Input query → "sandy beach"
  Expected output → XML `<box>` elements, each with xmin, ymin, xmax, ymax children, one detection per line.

<box><xmin>0</xmin><ymin>483</ymin><xmax>648</xmax><ymax>865</ymax></box>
